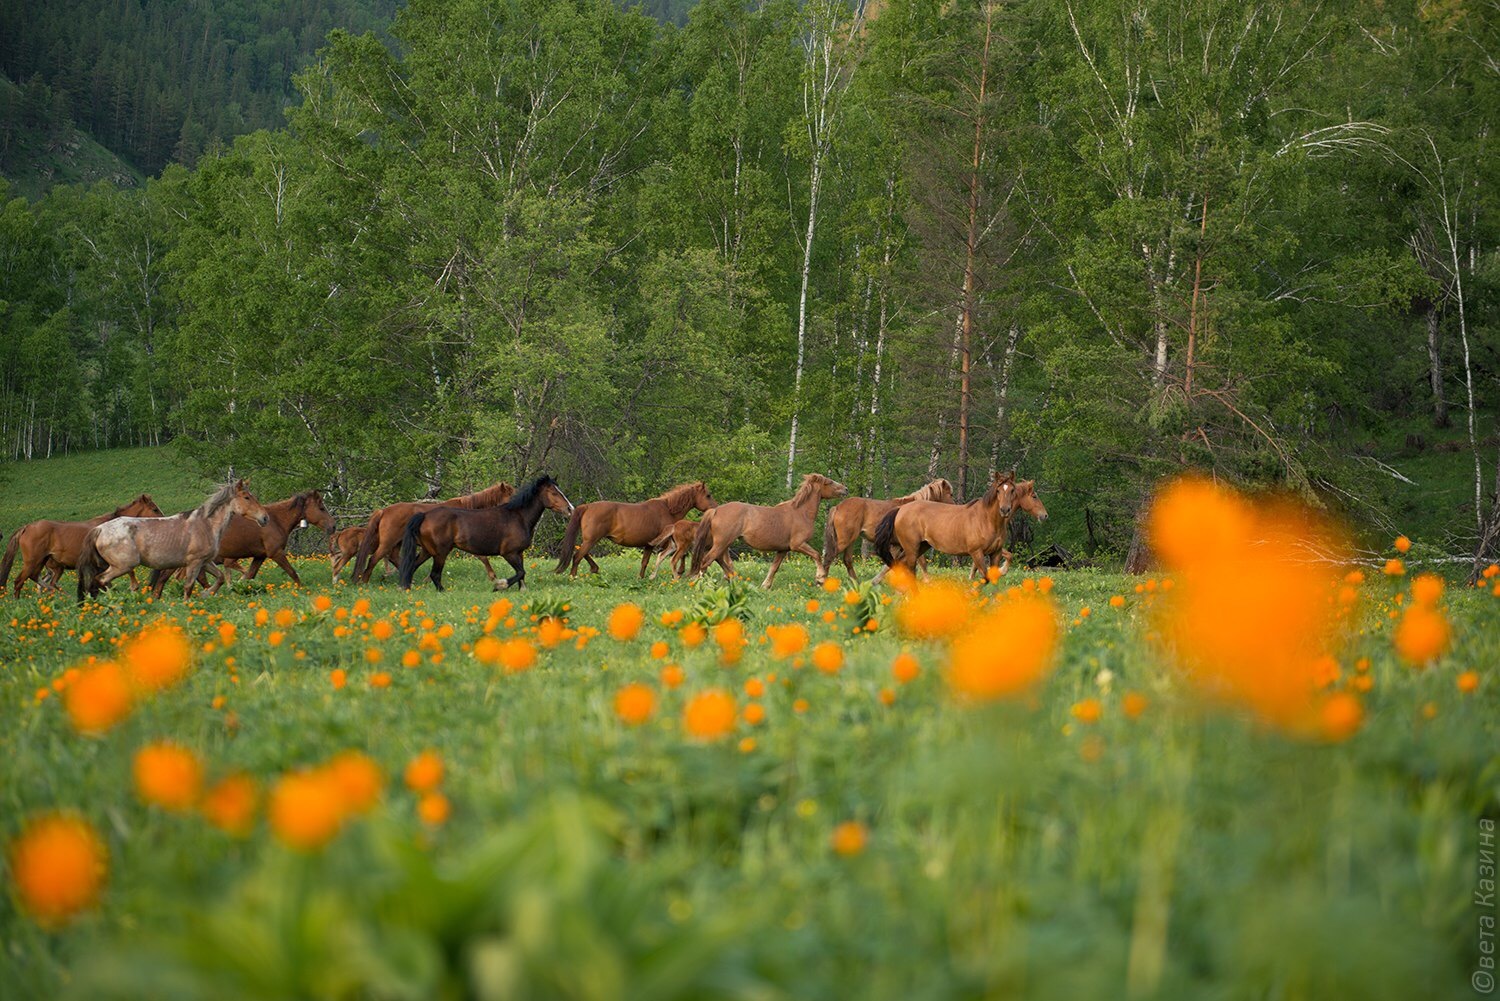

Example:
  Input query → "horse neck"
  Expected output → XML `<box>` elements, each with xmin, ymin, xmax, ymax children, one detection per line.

<box><xmin>199</xmin><ymin>500</ymin><xmax>242</xmax><ymax>544</ymax></box>
<box><xmin>516</xmin><ymin>494</ymin><xmax>550</xmax><ymax>532</ymax></box>
<box><xmin>266</xmin><ymin>497</ymin><xmax>303</xmax><ymax>532</ymax></box>
<box><xmin>663</xmin><ymin>491</ymin><xmax>695</xmax><ymax>517</ymax></box>
<box><xmin>786</xmin><ymin>487</ymin><xmax>824</xmax><ymax>520</ymax></box>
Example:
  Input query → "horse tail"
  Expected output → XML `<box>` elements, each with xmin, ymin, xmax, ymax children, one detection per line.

<box><xmin>351</xmin><ymin>512</ymin><xmax>380</xmax><ymax>582</ymax></box>
<box><xmin>689</xmin><ymin>511</ymin><xmax>715</xmax><ymax>576</ymax></box>
<box><xmin>76</xmin><ymin>531</ymin><xmax>102</xmax><ymax>603</ymax></box>
<box><xmin>873</xmin><ymin>510</ymin><xmax>900</xmax><ymax>567</ymax></box>
<box><xmin>398</xmin><ymin>512</ymin><xmax>427</xmax><ymax>590</ymax></box>
<box><xmin>0</xmin><ymin>529</ymin><xmax>20</xmax><ymax>591</ymax></box>
<box><xmin>821</xmin><ymin>506</ymin><xmax>842</xmax><ymax>571</ymax></box>
<box><xmin>554</xmin><ymin>504</ymin><xmax>586</xmax><ymax>573</ymax></box>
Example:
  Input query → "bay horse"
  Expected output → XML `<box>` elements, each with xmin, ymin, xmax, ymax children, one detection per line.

<box><xmin>689</xmin><ymin>473</ymin><xmax>848</xmax><ymax>588</ymax></box>
<box><xmin>975</xmin><ymin>479</ymin><xmax>1048</xmax><ymax>577</ymax></box>
<box><xmin>350</xmin><ymin>482</ymin><xmax>514</xmax><ymax>583</ymax></box>
<box><xmin>872</xmin><ymin>471</ymin><xmax>1018</xmax><ymax>582</ymax></box>
<box><xmin>554</xmin><ymin>481</ymin><xmax>717</xmax><ymax>578</ymax></box>
<box><xmin>648</xmin><ymin>519</ymin><xmax>703</xmax><ymax>581</ymax></box>
<box><xmin>821</xmin><ymin>478</ymin><xmax>954</xmax><ymax>582</ymax></box>
<box><xmin>329</xmin><ymin>525</ymin><xmax>366</xmax><ymax>582</ymax></box>
<box><xmin>189</xmin><ymin>490</ymin><xmax>337</xmax><ymax>586</ymax></box>
<box><xmin>2</xmin><ymin>495</ymin><xmax>163</xmax><ymax>597</ymax></box>
<box><xmin>78</xmin><ymin>481</ymin><xmax>271</xmax><ymax>602</ymax></box>
<box><xmin>398</xmin><ymin>475</ymin><xmax>573</xmax><ymax>591</ymax></box>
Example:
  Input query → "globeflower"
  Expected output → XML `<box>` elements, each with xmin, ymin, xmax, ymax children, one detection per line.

<box><xmin>7</xmin><ymin>812</ymin><xmax>107</xmax><ymax>926</ymax></box>
<box><xmin>65</xmin><ymin>661</ymin><xmax>134</xmax><ymax>734</ymax></box>
<box><xmin>766</xmin><ymin>623</ymin><xmax>809</xmax><ymax>659</ymax></box>
<box><xmin>326</xmin><ymin>751</ymin><xmax>383</xmax><ymax>814</ymax></box>
<box><xmin>947</xmin><ymin>594</ymin><xmax>1059</xmax><ymax>703</ymax></box>
<box><xmin>608</xmin><ymin>603</ymin><xmax>644</xmax><ymax>641</ymax></box>
<box><xmin>683</xmin><ymin>690</ymin><xmax>736</xmax><ymax>742</ymax></box>
<box><xmin>1394</xmin><ymin>603</ymin><xmax>1450</xmax><ymax>666</ymax></box>
<box><xmin>499</xmin><ymin>639</ymin><xmax>537</xmax><ymax>673</ymax></box>
<box><xmin>811</xmin><ymin>642</ymin><xmax>844</xmax><ymax>674</ymax></box>
<box><xmin>830</xmin><ymin>821</ymin><xmax>868</xmax><ymax>857</ymax></box>
<box><xmin>713</xmin><ymin>618</ymin><xmax>746</xmax><ymax>665</ymax></box>
<box><xmin>124</xmin><ymin>626</ymin><xmax>192</xmax><ymax>692</ymax></box>
<box><xmin>894</xmin><ymin>581</ymin><xmax>971</xmax><ymax>640</ymax></box>
<box><xmin>200</xmin><ymin>773</ymin><xmax>258</xmax><ymax>837</ymax></box>
<box><xmin>133</xmin><ymin>742</ymin><xmax>204</xmax><ymax>812</ymax></box>
<box><xmin>614</xmin><ymin>683</ymin><xmax>656</xmax><ymax>725</ymax></box>
<box><xmin>404</xmin><ymin>751</ymin><xmax>445</xmax><ymax>793</ymax></box>
<box><xmin>269</xmin><ymin>769</ymin><xmax>345</xmax><ymax>852</ymax></box>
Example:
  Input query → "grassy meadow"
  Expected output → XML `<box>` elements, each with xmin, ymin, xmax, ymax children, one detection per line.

<box><xmin>0</xmin><ymin>533</ymin><xmax>1496</xmax><ymax>999</ymax></box>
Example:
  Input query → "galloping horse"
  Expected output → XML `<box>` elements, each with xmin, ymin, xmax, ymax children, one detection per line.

<box><xmin>873</xmin><ymin>471</ymin><xmax>1017</xmax><ymax>581</ymax></box>
<box><xmin>79</xmin><ymin>481</ymin><xmax>271</xmax><ymax>601</ymax></box>
<box><xmin>976</xmin><ymin>479</ymin><xmax>1048</xmax><ymax>576</ymax></box>
<box><xmin>398</xmin><ymin>475</ymin><xmax>573</xmax><ymax>591</ymax></box>
<box><xmin>821</xmin><ymin>478</ymin><xmax>954</xmax><ymax>582</ymax></box>
<box><xmin>648</xmin><ymin>519</ymin><xmax>702</xmax><ymax>581</ymax></box>
<box><xmin>2</xmin><ymin>495</ymin><xmax>163</xmax><ymax>597</ymax></box>
<box><xmin>350</xmin><ymin>482</ymin><xmax>515</xmax><ymax>583</ymax></box>
<box><xmin>207</xmin><ymin>490</ymin><xmax>336</xmax><ymax>585</ymax></box>
<box><xmin>329</xmin><ymin>525</ymin><xmax>366</xmax><ymax>582</ymax></box>
<box><xmin>689</xmin><ymin>473</ymin><xmax>848</xmax><ymax>588</ymax></box>
<box><xmin>554</xmin><ymin>481</ymin><xmax>717</xmax><ymax>578</ymax></box>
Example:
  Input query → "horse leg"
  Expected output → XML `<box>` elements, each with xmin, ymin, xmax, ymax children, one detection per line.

<box><xmin>502</xmin><ymin>553</ymin><xmax>525</xmax><ymax>590</ymax></box>
<box><xmin>204</xmin><ymin>561</ymin><xmax>230</xmax><ymax>596</ymax></box>
<box><xmin>793</xmin><ymin>542</ymin><xmax>825</xmax><ymax>583</ymax></box>
<box><xmin>761</xmin><ymin>552</ymin><xmax>788</xmax><ymax>589</ymax></box>
<box><xmin>267</xmin><ymin>552</ymin><xmax>300</xmax><ymax>585</ymax></box>
<box><xmin>637</xmin><ymin>547</ymin><xmax>653</xmax><ymax>579</ymax></box>
<box><xmin>476</xmin><ymin>556</ymin><xmax>503</xmax><ymax>590</ymax></box>
<box><xmin>428</xmin><ymin>553</ymin><xmax>446</xmax><ymax>592</ymax></box>
<box><xmin>842</xmin><ymin>545</ymin><xmax>858</xmax><ymax>583</ymax></box>
<box><xmin>17</xmin><ymin>552</ymin><xmax>50</xmax><ymax>596</ymax></box>
<box><xmin>584</xmin><ymin>552</ymin><xmax>601</xmax><ymax>574</ymax></box>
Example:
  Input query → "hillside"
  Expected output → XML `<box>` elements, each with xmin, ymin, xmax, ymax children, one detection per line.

<box><xmin>0</xmin><ymin>444</ymin><xmax>211</xmax><ymax>528</ymax></box>
<box><xmin>0</xmin><ymin>74</ymin><xmax>141</xmax><ymax>199</ymax></box>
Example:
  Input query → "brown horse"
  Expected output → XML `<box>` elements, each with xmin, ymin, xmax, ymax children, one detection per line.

<box><xmin>350</xmin><ymin>482</ymin><xmax>515</xmax><ymax>583</ymax></box>
<box><xmin>554</xmin><ymin>481</ymin><xmax>717</xmax><ymax>578</ymax></box>
<box><xmin>976</xmin><ymin>479</ymin><xmax>1048</xmax><ymax>576</ymax></box>
<box><xmin>398</xmin><ymin>475</ymin><xmax>573</xmax><ymax>591</ymax></box>
<box><xmin>329</xmin><ymin>525</ymin><xmax>367</xmax><ymax>582</ymax></box>
<box><xmin>821</xmin><ymin>478</ymin><xmax>954</xmax><ymax>582</ymax></box>
<box><xmin>194</xmin><ymin>490</ymin><xmax>337</xmax><ymax>586</ymax></box>
<box><xmin>2</xmin><ymin>495</ymin><xmax>164</xmax><ymax>597</ymax></box>
<box><xmin>648</xmin><ymin>519</ymin><xmax>704</xmax><ymax>581</ymax></box>
<box><xmin>873</xmin><ymin>471</ymin><xmax>1018</xmax><ymax>581</ymax></box>
<box><xmin>79</xmin><ymin>481</ymin><xmax>271</xmax><ymax>601</ymax></box>
<box><xmin>689</xmin><ymin>473</ymin><xmax>848</xmax><ymax>588</ymax></box>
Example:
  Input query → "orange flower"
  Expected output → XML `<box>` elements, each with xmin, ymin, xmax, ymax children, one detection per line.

<box><xmin>743</xmin><ymin>702</ymin><xmax>766</xmax><ymax>725</ymax></box>
<box><xmin>792</xmin><ymin>698</ymin><xmax>809</xmax><ymax>714</ymax></box>
<box><xmin>766</xmin><ymin>623</ymin><xmax>809</xmax><ymax>659</ymax></box>
<box><xmin>326</xmin><ymin>751</ymin><xmax>383</xmax><ymax>813</ymax></box>
<box><xmin>124</xmin><ymin>626</ymin><xmax>192</xmax><ymax>692</ymax></box>
<box><xmin>369</xmin><ymin>671</ymin><xmax>392</xmax><ymax>688</ymax></box>
<box><xmin>1070</xmin><ymin>698</ymin><xmax>1102</xmax><ymax>724</ymax></box>
<box><xmin>738</xmin><ymin>737</ymin><xmax>757</xmax><ymax>753</ymax></box>
<box><xmin>660</xmin><ymin>663</ymin><xmax>685</xmax><ymax>688</ymax></box>
<box><xmin>947</xmin><ymin>595</ymin><xmax>1058</xmax><ymax>703</ymax></box>
<box><xmin>884</xmin><ymin>564</ymin><xmax>917</xmax><ymax>593</ymax></box>
<box><xmin>217</xmin><ymin>621</ymin><xmax>237</xmax><ymax>647</ymax></box>
<box><xmin>683</xmin><ymin>689</ymin><xmax>736</xmax><ymax>741</ymax></box>
<box><xmin>418</xmin><ymin>792</ymin><xmax>451</xmax><ymax>827</ymax></box>
<box><xmin>659</xmin><ymin>609</ymin><xmax>684</xmax><ymax>627</ymax></box>
<box><xmin>680</xmin><ymin>621</ymin><xmax>706</xmax><ymax>648</ymax></box>
<box><xmin>1122</xmin><ymin>692</ymin><xmax>1148</xmax><ymax>719</ymax></box>
<box><xmin>614</xmin><ymin>683</ymin><xmax>656</xmax><ymax>725</ymax></box>
<box><xmin>7</xmin><ymin>812</ymin><xmax>107</xmax><ymax>926</ymax></box>
<box><xmin>352</xmin><ymin>598</ymin><xmax>371</xmax><ymax>617</ymax></box>
<box><xmin>805</xmin><ymin>599</ymin><xmax>820</xmax><ymax>614</ymax></box>
<box><xmin>65</xmin><ymin>661</ymin><xmax>133</xmax><ymax>734</ymax></box>
<box><xmin>254</xmin><ymin>609</ymin><xmax>270</xmax><ymax>627</ymax></box>
<box><xmin>650</xmin><ymin>640</ymin><xmax>669</xmax><ymax>660</ymax></box>
<box><xmin>830</xmin><ymin>820</ymin><xmax>868</xmax><ymax>857</ymax></box>
<box><xmin>269</xmin><ymin>770</ymin><xmax>345</xmax><ymax>851</ymax></box>
<box><xmin>273</xmin><ymin>608</ymin><xmax>295</xmax><ymax>629</ymax></box>
<box><xmin>894</xmin><ymin>581</ymin><xmax>971</xmax><ymax>640</ymax></box>
<box><xmin>1394</xmin><ymin>603</ymin><xmax>1450</xmax><ymax>666</ymax></box>
<box><xmin>365</xmin><ymin>648</ymin><xmax>384</xmax><ymax>664</ymax></box>
<box><xmin>201</xmin><ymin>773</ymin><xmax>258</xmax><ymax>837</ymax></box>
<box><xmin>268</xmin><ymin>631</ymin><xmax>285</xmax><ymax>647</ymax></box>
<box><xmin>744</xmin><ymin>677</ymin><xmax>765</xmax><ymax>698</ymax></box>
<box><xmin>537</xmin><ymin>617</ymin><xmax>566</xmax><ymax>648</ymax></box>
<box><xmin>713</xmin><ymin>618</ymin><xmax>746</xmax><ymax>664</ymax></box>
<box><xmin>489</xmin><ymin>598</ymin><xmax>513</xmax><ymax>620</ymax></box>
<box><xmin>312</xmin><ymin>594</ymin><xmax>332</xmax><ymax>613</ymax></box>
<box><xmin>402</xmin><ymin>650</ymin><xmax>421</xmax><ymax>669</ymax></box>
<box><xmin>404</xmin><ymin>751</ymin><xmax>445</xmax><ymax>793</ymax></box>
<box><xmin>133</xmin><ymin>742</ymin><xmax>203</xmax><ymax>812</ymax></box>
<box><xmin>1457</xmin><ymin>671</ymin><xmax>1479</xmax><ymax>694</ymax></box>
<box><xmin>1383</xmin><ymin>558</ymin><xmax>1405</xmax><ymax>577</ymax></box>
<box><xmin>371</xmin><ymin>620</ymin><xmax>394</xmax><ymax>641</ymax></box>
<box><xmin>1393</xmin><ymin>535</ymin><xmax>1411</xmax><ymax>554</ymax></box>
<box><xmin>1108</xmin><ymin>595</ymin><xmax>1125</xmax><ymax>609</ymax></box>
<box><xmin>330</xmin><ymin>668</ymin><xmax>347</xmax><ymax>690</ymax></box>
<box><xmin>891</xmin><ymin>652</ymin><xmax>920</xmax><ymax>685</ymax></box>
<box><xmin>1410</xmin><ymin>574</ymin><xmax>1444</xmax><ymax>606</ymax></box>
<box><xmin>1318</xmin><ymin>693</ymin><xmax>1364</xmax><ymax>742</ymax></box>
<box><xmin>608</xmin><ymin>603</ymin><xmax>644</xmax><ymax>641</ymax></box>
<box><xmin>499</xmin><ymin>639</ymin><xmax>537</xmax><ymax>673</ymax></box>
<box><xmin>822</xmin><ymin>578</ymin><xmax>842</xmax><ymax>593</ymax></box>
<box><xmin>878</xmin><ymin>687</ymin><xmax>896</xmax><ymax>706</ymax></box>
<box><xmin>474</xmin><ymin>635</ymin><xmax>503</xmax><ymax>665</ymax></box>
<box><xmin>811</xmin><ymin>642</ymin><xmax>844</xmax><ymax>674</ymax></box>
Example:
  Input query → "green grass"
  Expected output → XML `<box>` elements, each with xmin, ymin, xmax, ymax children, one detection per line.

<box><xmin>0</xmin><ymin>444</ymin><xmax>212</xmax><ymax>529</ymax></box>
<box><xmin>0</xmin><ymin>551</ymin><xmax>1494</xmax><ymax>1000</ymax></box>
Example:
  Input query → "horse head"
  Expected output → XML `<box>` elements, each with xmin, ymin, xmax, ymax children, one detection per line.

<box><xmin>929</xmin><ymin>478</ymin><xmax>955</xmax><ymax>504</ymax></box>
<box><xmin>302</xmin><ymin>490</ymin><xmax>337</xmax><ymax>534</ymax></box>
<box><xmin>1016</xmin><ymin>480</ymin><xmax>1048</xmax><ymax>522</ymax></box>
<box><xmin>694</xmin><ymin>481</ymin><xmax>720</xmax><ymax>512</ymax></box>
<box><xmin>232</xmin><ymin>480</ymin><xmax>271</xmax><ymax>527</ymax></box>
<box><xmin>539</xmin><ymin>476</ymin><xmax>574</xmax><ymax>516</ymax></box>
<box><xmin>987</xmin><ymin>471</ymin><xmax>1017</xmax><ymax>516</ymax></box>
<box><xmin>124</xmin><ymin>494</ymin><xmax>164</xmax><ymax>518</ymax></box>
<box><xmin>803</xmin><ymin>473</ymin><xmax>848</xmax><ymax>500</ymax></box>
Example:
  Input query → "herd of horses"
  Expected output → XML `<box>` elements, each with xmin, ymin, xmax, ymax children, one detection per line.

<box><xmin>0</xmin><ymin>468</ymin><xmax>1046</xmax><ymax>602</ymax></box>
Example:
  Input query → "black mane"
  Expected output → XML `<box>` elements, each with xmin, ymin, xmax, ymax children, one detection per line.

<box><xmin>504</xmin><ymin>475</ymin><xmax>555</xmax><ymax>510</ymax></box>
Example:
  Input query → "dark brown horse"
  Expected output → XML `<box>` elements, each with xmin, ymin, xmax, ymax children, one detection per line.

<box><xmin>350</xmin><ymin>482</ymin><xmax>514</xmax><ymax>583</ymax></box>
<box><xmin>2</xmin><ymin>494</ymin><xmax>163</xmax><ymax>597</ymax></box>
<box><xmin>648</xmin><ymin>519</ymin><xmax>703</xmax><ymax>581</ymax></box>
<box><xmin>554</xmin><ymin>481</ymin><xmax>717</xmax><ymax>578</ymax></box>
<box><xmin>398</xmin><ymin>475</ymin><xmax>573</xmax><ymax>591</ymax></box>
<box><xmin>329</xmin><ymin>525</ymin><xmax>367</xmax><ymax>582</ymax></box>
<box><xmin>190</xmin><ymin>490</ymin><xmax>337</xmax><ymax>586</ymax></box>
<box><xmin>689</xmin><ymin>473</ymin><xmax>848</xmax><ymax>588</ymax></box>
<box><xmin>821</xmin><ymin>478</ymin><xmax>954</xmax><ymax>582</ymax></box>
<box><xmin>873</xmin><ymin>471</ymin><xmax>1017</xmax><ymax>581</ymax></box>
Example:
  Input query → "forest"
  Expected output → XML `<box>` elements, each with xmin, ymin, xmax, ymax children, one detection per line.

<box><xmin>0</xmin><ymin>0</ymin><xmax>1496</xmax><ymax>569</ymax></box>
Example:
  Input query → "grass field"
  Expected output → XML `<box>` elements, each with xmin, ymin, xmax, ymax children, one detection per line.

<box><xmin>0</xmin><ymin>521</ymin><xmax>1495</xmax><ymax>1000</ymax></box>
<box><xmin>0</xmin><ymin>445</ymin><xmax>212</xmax><ymax>527</ymax></box>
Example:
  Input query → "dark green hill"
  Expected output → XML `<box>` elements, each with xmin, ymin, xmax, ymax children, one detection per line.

<box><xmin>0</xmin><ymin>74</ymin><xmax>141</xmax><ymax>198</ymax></box>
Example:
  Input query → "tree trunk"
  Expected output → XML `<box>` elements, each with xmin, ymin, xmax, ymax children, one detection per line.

<box><xmin>956</xmin><ymin>5</ymin><xmax>994</xmax><ymax>503</ymax></box>
<box><xmin>1424</xmin><ymin>299</ymin><xmax>1448</xmax><ymax>428</ymax></box>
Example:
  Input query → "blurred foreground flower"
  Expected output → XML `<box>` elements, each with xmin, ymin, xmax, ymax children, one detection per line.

<box><xmin>946</xmin><ymin>594</ymin><xmax>1058</xmax><ymax>702</ymax></box>
<box><xmin>8</xmin><ymin>812</ymin><xmax>107</xmax><ymax>926</ymax></box>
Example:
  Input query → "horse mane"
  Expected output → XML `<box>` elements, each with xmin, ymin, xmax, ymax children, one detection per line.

<box><xmin>896</xmin><ymin>478</ymin><xmax>952</xmax><ymax>503</ymax></box>
<box><xmin>657</xmin><ymin>482</ymin><xmax>702</xmax><ymax>510</ymax></box>
<box><xmin>193</xmin><ymin>482</ymin><xmax>240</xmax><ymax>520</ymax></box>
<box><xmin>454</xmin><ymin>482</ymin><xmax>513</xmax><ymax>508</ymax></box>
<box><xmin>787</xmin><ymin>473</ymin><xmax>830</xmax><ymax>507</ymax></box>
<box><xmin>979</xmin><ymin>471</ymin><xmax>1016</xmax><ymax>505</ymax></box>
<box><xmin>503</xmin><ymin>475</ymin><xmax>554</xmax><ymax>510</ymax></box>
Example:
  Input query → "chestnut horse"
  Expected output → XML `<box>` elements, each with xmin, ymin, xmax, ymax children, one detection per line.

<box><xmin>2</xmin><ymin>494</ymin><xmax>163</xmax><ymax>596</ymax></box>
<box><xmin>821</xmin><ymin>478</ymin><xmax>954</xmax><ymax>582</ymax></box>
<box><xmin>79</xmin><ymin>481</ymin><xmax>271</xmax><ymax>601</ymax></box>
<box><xmin>554</xmin><ymin>481</ymin><xmax>717</xmax><ymax>578</ymax></box>
<box><xmin>689</xmin><ymin>473</ymin><xmax>848</xmax><ymax>588</ymax></box>
<box><xmin>648</xmin><ymin>519</ymin><xmax>702</xmax><ymax>581</ymax></box>
<box><xmin>975</xmin><ymin>479</ymin><xmax>1048</xmax><ymax>576</ymax></box>
<box><xmin>873</xmin><ymin>471</ymin><xmax>1017</xmax><ymax>581</ymax></box>
<box><xmin>329</xmin><ymin>525</ymin><xmax>366</xmax><ymax>582</ymax></box>
<box><xmin>196</xmin><ymin>490</ymin><xmax>337</xmax><ymax>586</ymax></box>
<box><xmin>398</xmin><ymin>475</ymin><xmax>573</xmax><ymax>591</ymax></box>
<box><xmin>350</xmin><ymin>482</ymin><xmax>514</xmax><ymax>583</ymax></box>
